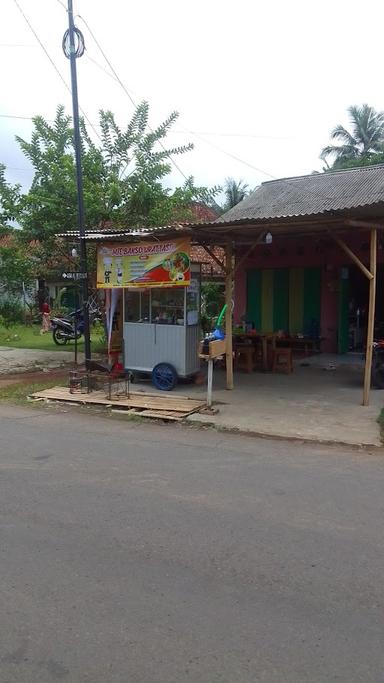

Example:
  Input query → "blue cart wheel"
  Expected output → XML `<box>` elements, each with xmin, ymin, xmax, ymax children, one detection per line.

<box><xmin>152</xmin><ymin>363</ymin><xmax>178</xmax><ymax>391</ymax></box>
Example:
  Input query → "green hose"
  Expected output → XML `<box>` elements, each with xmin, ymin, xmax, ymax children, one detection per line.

<box><xmin>216</xmin><ymin>304</ymin><xmax>227</xmax><ymax>328</ymax></box>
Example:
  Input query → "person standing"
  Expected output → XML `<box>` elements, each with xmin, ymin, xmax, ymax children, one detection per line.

<box><xmin>40</xmin><ymin>301</ymin><xmax>51</xmax><ymax>334</ymax></box>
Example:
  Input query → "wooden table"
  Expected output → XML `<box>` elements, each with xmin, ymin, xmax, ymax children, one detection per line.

<box><xmin>233</xmin><ymin>333</ymin><xmax>275</xmax><ymax>372</ymax></box>
<box><xmin>275</xmin><ymin>336</ymin><xmax>319</xmax><ymax>356</ymax></box>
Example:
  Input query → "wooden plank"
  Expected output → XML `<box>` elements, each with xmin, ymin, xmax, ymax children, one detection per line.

<box><xmin>32</xmin><ymin>387</ymin><xmax>204</xmax><ymax>413</ymax></box>
<box><xmin>345</xmin><ymin>219</ymin><xmax>384</xmax><ymax>231</ymax></box>
<box><xmin>43</xmin><ymin>385</ymin><xmax>201</xmax><ymax>404</ymax></box>
<box><xmin>363</xmin><ymin>228</ymin><xmax>377</xmax><ymax>406</ymax></box>
<box><xmin>34</xmin><ymin>387</ymin><xmax>205</xmax><ymax>407</ymax></box>
<box><xmin>138</xmin><ymin>410</ymin><xmax>183</xmax><ymax>421</ymax></box>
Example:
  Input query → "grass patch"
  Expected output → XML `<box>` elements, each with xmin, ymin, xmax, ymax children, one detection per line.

<box><xmin>0</xmin><ymin>378</ymin><xmax>66</xmax><ymax>405</ymax></box>
<box><xmin>0</xmin><ymin>324</ymin><xmax>104</xmax><ymax>353</ymax></box>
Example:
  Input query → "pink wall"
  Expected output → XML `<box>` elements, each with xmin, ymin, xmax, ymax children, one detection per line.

<box><xmin>234</xmin><ymin>231</ymin><xmax>380</xmax><ymax>353</ymax></box>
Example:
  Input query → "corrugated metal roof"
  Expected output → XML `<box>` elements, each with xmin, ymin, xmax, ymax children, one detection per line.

<box><xmin>57</xmin><ymin>165</ymin><xmax>384</xmax><ymax>242</ymax></box>
<box><xmin>216</xmin><ymin>164</ymin><xmax>384</xmax><ymax>223</ymax></box>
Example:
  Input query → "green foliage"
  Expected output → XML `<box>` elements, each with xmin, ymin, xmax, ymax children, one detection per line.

<box><xmin>320</xmin><ymin>104</ymin><xmax>384</xmax><ymax>169</ymax></box>
<box><xmin>0</xmin><ymin>238</ymin><xmax>36</xmax><ymax>297</ymax></box>
<box><xmin>0</xmin><ymin>298</ymin><xmax>24</xmax><ymax>327</ymax></box>
<box><xmin>2</xmin><ymin>103</ymin><xmax>219</xmax><ymax>249</ymax></box>
<box><xmin>0</xmin><ymin>165</ymin><xmax>21</xmax><ymax>230</ymax></box>
<box><xmin>201</xmin><ymin>282</ymin><xmax>225</xmax><ymax>332</ymax></box>
<box><xmin>222</xmin><ymin>177</ymin><xmax>249</xmax><ymax>212</ymax></box>
<box><xmin>333</xmin><ymin>151</ymin><xmax>384</xmax><ymax>170</ymax></box>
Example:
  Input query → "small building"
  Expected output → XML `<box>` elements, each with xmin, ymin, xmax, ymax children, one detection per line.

<box><xmin>214</xmin><ymin>165</ymin><xmax>384</xmax><ymax>354</ymax></box>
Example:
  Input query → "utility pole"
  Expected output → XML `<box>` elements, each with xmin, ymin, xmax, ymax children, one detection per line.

<box><xmin>63</xmin><ymin>0</ymin><xmax>91</xmax><ymax>368</ymax></box>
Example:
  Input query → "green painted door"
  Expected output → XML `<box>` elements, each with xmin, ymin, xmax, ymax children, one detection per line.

<box><xmin>303</xmin><ymin>267</ymin><xmax>321</xmax><ymax>336</ymax></box>
<box><xmin>338</xmin><ymin>268</ymin><xmax>349</xmax><ymax>354</ymax></box>
<box><xmin>246</xmin><ymin>266</ymin><xmax>321</xmax><ymax>335</ymax></box>
<box><xmin>273</xmin><ymin>269</ymin><xmax>289</xmax><ymax>332</ymax></box>
<box><xmin>246</xmin><ymin>270</ymin><xmax>261</xmax><ymax>330</ymax></box>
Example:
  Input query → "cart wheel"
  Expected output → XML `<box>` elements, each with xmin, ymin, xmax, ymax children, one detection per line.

<box><xmin>152</xmin><ymin>363</ymin><xmax>178</xmax><ymax>391</ymax></box>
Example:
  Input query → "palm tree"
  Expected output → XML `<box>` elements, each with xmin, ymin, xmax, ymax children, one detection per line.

<box><xmin>321</xmin><ymin>104</ymin><xmax>384</xmax><ymax>168</ymax></box>
<box><xmin>223</xmin><ymin>177</ymin><xmax>249</xmax><ymax>211</ymax></box>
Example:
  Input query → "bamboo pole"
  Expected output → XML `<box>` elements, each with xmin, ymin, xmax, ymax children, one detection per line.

<box><xmin>234</xmin><ymin>231</ymin><xmax>264</xmax><ymax>275</ymax></box>
<box><xmin>363</xmin><ymin>228</ymin><xmax>377</xmax><ymax>406</ymax></box>
<box><xmin>225</xmin><ymin>240</ymin><xmax>234</xmax><ymax>390</ymax></box>
<box><xmin>201</xmin><ymin>245</ymin><xmax>226</xmax><ymax>274</ymax></box>
<box><xmin>346</xmin><ymin>219</ymin><xmax>384</xmax><ymax>231</ymax></box>
<box><xmin>331</xmin><ymin>233</ymin><xmax>373</xmax><ymax>280</ymax></box>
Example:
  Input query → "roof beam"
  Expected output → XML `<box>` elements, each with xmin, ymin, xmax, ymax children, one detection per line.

<box><xmin>346</xmin><ymin>219</ymin><xmax>384</xmax><ymax>231</ymax></box>
<box><xmin>330</xmin><ymin>232</ymin><xmax>373</xmax><ymax>280</ymax></box>
<box><xmin>234</xmin><ymin>231</ymin><xmax>265</xmax><ymax>274</ymax></box>
<box><xmin>200</xmin><ymin>245</ymin><xmax>226</xmax><ymax>274</ymax></box>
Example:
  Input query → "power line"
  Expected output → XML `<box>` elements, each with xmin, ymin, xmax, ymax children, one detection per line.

<box><xmin>77</xmin><ymin>13</ymin><xmax>190</xmax><ymax>182</ymax></box>
<box><xmin>0</xmin><ymin>112</ymin><xmax>296</xmax><ymax>142</ymax></box>
<box><xmin>4</xmin><ymin>167</ymin><xmax>32</xmax><ymax>172</ymax></box>
<box><xmin>172</xmin><ymin>130</ymin><xmax>296</xmax><ymax>141</ymax></box>
<box><xmin>0</xmin><ymin>43</ymin><xmax>37</xmax><ymax>47</ymax></box>
<box><xmin>185</xmin><ymin>130</ymin><xmax>277</xmax><ymax>180</ymax></box>
<box><xmin>0</xmin><ymin>113</ymin><xmax>38</xmax><ymax>121</ymax></box>
<box><xmin>75</xmin><ymin>16</ymin><xmax>286</xmax><ymax>181</ymax></box>
<box><xmin>12</xmin><ymin>0</ymin><xmax>102</xmax><ymax>143</ymax></box>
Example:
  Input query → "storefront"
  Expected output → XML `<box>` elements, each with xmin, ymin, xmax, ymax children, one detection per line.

<box><xmin>233</xmin><ymin>232</ymin><xmax>384</xmax><ymax>355</ymax></box>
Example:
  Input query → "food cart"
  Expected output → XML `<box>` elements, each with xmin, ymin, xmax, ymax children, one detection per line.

<box><xmin>97</xmin><ymin>237</ymin><xmax>201</xmax><ymax>390</ymax></box>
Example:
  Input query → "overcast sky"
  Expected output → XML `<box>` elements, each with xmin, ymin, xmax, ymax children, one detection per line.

<box><xmin>2</xmin><ymin>0</ymin><xmax>384</xmax><ymax>196</ymax></box>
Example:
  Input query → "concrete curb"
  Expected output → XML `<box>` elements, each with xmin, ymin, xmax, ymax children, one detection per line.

<box><xmin>186</xmin><ymin>414</ymin><xmax>384</xmax><ymax>451</ymax></box>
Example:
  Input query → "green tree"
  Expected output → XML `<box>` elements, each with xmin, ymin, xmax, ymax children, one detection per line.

<box><xmin>320</xmin><ymin>104</ymin><xmax>384</xmax><ymax>169</ymax></box>
<box><xmin>0</xmin><ymin>237</ymin><xmax>35</xmax><ymax>297</ymax></box>
<box><xmin>0</xmin><ymin>164</ymin><xmax>21</xmax><ymax>231</ymax></box>
<box><xmin>7</xmin><ymin>103</ymin><xmax>218</xmax><ymax>244</ymax></box>
<box><xmin>223</xmin><ymin>177</ymin><xmax>249</xmax><ymax>211</ymax></box>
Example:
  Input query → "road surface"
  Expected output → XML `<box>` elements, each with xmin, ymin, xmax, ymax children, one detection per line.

<box><xmin>0</xmin><ymin>404</ymin><xmax>383</xmax><ymax>682</ymax></box>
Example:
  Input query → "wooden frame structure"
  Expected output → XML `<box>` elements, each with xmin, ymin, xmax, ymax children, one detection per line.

<box><xmin>189</xmin><ymin>215</ymin><xmax>382</xmax><ymax>405</ymax></box>
<box><xmin>66</xmin><ymin>210</ymin><xmax>384</xmax><ymax>406</ymax></box>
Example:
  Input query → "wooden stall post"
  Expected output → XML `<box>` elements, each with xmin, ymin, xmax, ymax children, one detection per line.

<box><xmin>363</xmin><ymin>228</ymin><xmax>377</xmax><ymax>406</ymax></box>
<box><xmin>225</xmin><ymin>240</ymin><xmax>234</xmax><ymax>390</ymax></box>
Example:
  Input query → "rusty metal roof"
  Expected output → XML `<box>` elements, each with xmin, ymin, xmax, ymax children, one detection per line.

<box><xmin>216</xmin><ymin>164</ymin><xmax>384</xmax><ymax>223</ymax></box>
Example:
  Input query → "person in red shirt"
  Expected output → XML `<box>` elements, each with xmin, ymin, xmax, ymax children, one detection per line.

<box><xmin>40</xmin><ymin>301</ymin><xmax>51</xmax><ymax>334</ymax></box>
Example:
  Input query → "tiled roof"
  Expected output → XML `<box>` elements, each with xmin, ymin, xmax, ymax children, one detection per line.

<box><xmin>216</xmin><ymin>164</ymin><xmax>384</xmax><ymax>223</ymax></box>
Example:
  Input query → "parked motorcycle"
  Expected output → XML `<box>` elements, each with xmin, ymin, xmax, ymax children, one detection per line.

<box><xmin>51</xmin><ymin>309</ymin><xmax>85</xmax><ymax>345</ymax></box>
<box><xmin>51</xmin><ymin>303</ymin><xmax>102</xmax><ymax>345</ymax></box>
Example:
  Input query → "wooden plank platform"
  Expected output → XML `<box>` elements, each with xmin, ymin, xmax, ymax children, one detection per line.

<box><xmin>31</xmin><ymin>386</ymin><xmax>205</xmax><ymax>421</ymax></box>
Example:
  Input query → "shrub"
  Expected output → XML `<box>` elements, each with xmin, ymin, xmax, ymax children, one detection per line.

<box><xmin>0</xmin><ymin>298</ymin><xmax>24</xmax><ymax>327</ymax></box>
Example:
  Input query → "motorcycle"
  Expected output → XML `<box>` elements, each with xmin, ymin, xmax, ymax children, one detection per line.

<box><xmin>371</xmin><ymin>340</ymin><xmax>384</xmax><ymax>389</ymax></box>
<box><xmin>51</xmin><ymin>308</ymin><xmax>85</xmax><ymax>345</ymax></box>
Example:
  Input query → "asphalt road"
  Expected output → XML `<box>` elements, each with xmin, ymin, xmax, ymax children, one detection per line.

<box><xmin>1</xmin><ymin>405</ymin><xmax>384</xmax><ymax>682</ymax></box>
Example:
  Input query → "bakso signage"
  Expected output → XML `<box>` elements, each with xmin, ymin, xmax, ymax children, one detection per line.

<box><xmin>97</xmin><ymin>237</ymin><xmax>191</xmax><ymax>288</ymax></box>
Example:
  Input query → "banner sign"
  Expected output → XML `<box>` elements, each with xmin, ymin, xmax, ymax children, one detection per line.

<box><xmin>97</xmin><ymin>238</ymin><xmax>191</xmax><ymax>288</ymax></box>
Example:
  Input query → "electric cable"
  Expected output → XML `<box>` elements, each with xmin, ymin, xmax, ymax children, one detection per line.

<box><xmin>12</xmin><ymin>0</ymin><xmax>102</xmax><ymax>142</ymax></box>
<box><xmin>77</xmin><ymin>13</ymin><xmax>190</xmax><ymax>182</ymax></box>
